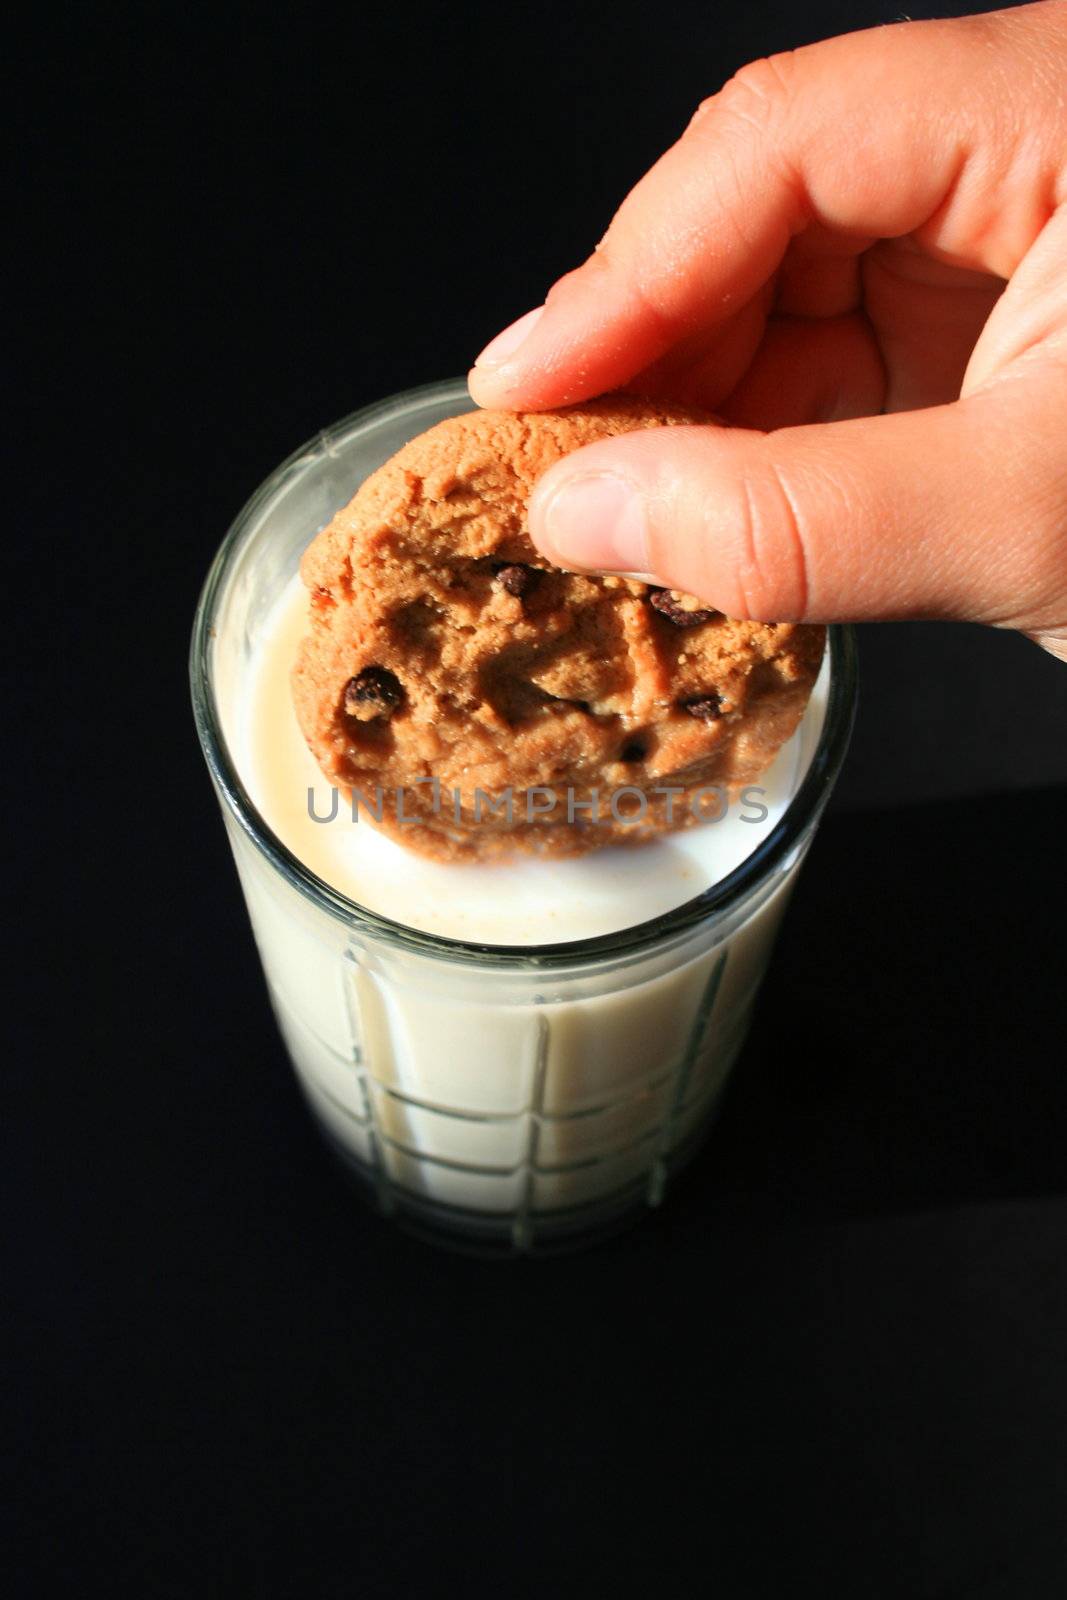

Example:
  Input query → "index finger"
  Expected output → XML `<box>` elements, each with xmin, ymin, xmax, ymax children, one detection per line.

<box><xmin>468</xmin><ymin>5</ymin><xmax>1063</xmax><ymax>409</ymax></box>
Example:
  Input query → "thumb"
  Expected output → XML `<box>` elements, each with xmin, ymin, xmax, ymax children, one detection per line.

<box><xmin>526</xmin><ymin>384</ymin><xmax>1067</xmax><ymax>642</ymax></box>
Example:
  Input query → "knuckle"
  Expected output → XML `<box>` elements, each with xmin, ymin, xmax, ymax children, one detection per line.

<box><xmin>684</xmin><ymin>93</ymin><xmax>720</xmax><ymax>135</ymax></box>
<box><xmin>730</xmin><ymin>461</ymin><xmax>812</xmax><ymax>620</ymax></box>
<box><xmin>716</xmin><ymin>53</ymin><xmax>798</xmax><ymax>135</ymax></box>
<box><xmin>684</xmin><ymin>52</ymin><xmax>797</xmax><ymax>143</ymax></box>
<box><xmin>646</xmin><ymin>441</ymin><xmax>816</xmax><ymax>622</ymax></box>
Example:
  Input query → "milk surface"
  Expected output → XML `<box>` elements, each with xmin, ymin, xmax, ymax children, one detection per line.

<box><xmin>240</xmin><ymin>575</ymin><xmax>816</xmax><ymax>946</ymax></box>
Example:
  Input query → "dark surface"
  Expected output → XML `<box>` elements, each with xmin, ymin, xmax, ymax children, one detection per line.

<box><xmin>10</xmin><ymin>1</ymin><xmax>1067</xmax><ymax>1595</ymax></box>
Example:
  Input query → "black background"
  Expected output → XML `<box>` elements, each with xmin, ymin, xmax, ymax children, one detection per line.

<box><xmin>10</xmin><ymin>1</ymin><xmax>1067</xmax><ymax>1595</ymax></box>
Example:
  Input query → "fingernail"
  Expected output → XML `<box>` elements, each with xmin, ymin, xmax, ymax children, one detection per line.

<box><xmin>474</xmin><ymin>306</ymin><xmax>545</xmax><ymax>370</ymax></box>
<box><xmin>537</xmin><ymin>471</ymin><xmax>650</xmax><ymax>574</ymax></box>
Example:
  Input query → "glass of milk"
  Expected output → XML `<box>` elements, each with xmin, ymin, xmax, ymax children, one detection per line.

<box><xmin>191</xmin><ymin>380</ymin><xmax>857</xmax><ymax>1254</ymax></box>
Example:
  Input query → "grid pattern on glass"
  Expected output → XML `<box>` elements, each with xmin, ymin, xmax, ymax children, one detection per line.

<box><xmin>272</xmin><ymin>942</ymin><xmax>735</xmax><ymax>1243</ymax></box>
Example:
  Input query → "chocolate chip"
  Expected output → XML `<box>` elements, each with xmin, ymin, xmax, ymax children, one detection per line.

<box><xmin>620</xmin><ymin>740</ymin><xmax>647</xmax><ymax>763</ymax></box>
<box><xmin>679</xmin><ymin>693</ymin><xmax>723</xmax><ymax>722</ymax></box>
<box><xmin>648</xmin><ymin>589</ymin><xmax>719</xmax><ymax>627</ymax></box>
<box><xmin>343</xmin><ymin>667</ymin><xmax>403</xmax><ymax>721</ymax></box>
<box><xmin>494</xmin><ymin>564</ymin><xmax>538</xmax><ymax>598</ymax></box>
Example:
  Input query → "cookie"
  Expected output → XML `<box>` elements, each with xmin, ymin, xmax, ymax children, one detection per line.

<box><xmin>291</xmin><ymin>398</ymin><xmax>825</xmax><ymax>861</ymax></box>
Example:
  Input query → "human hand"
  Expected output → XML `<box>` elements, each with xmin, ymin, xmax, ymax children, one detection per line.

<box><xmin>469</xmin><ymin>2</ymin><xmax>1067</xmax><ymax>661</ymax></box>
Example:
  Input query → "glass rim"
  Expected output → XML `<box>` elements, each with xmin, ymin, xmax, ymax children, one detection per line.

<box><xmin>190</xmin><ymin>378</ymin><xmax>858</xmax><ymax>971</ymax></box>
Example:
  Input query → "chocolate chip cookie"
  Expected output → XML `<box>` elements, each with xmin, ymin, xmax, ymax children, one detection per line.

<box><xmin>292</xmin><ymin>398</ymin><xmax>825</xmax><ymax>861</ymax></box>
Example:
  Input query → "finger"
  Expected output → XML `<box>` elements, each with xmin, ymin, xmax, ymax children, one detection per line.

<box><xmin>965</xmin><ymin>204</ymin><xmax>1067</xmax><ymax>394</ymax></box>
<box><xmin>525</xmin><ymin>371</ymin><xmax>1067</xmax><ymax>633</ymax></box>
<box><xmin>719</xmin><ymin>314</ymin><xmax>886</xmax><ymax>428</ymax></box>
<box><xmin>623</xmin><ymin>277</ymin><xmax>776</xmax><ymax>411</ymax></box>
<box><xmin>773</xmin><ymin>226</ymin><xmax>866</xmax><ymax>318</ymax></box>
<box><xmin>862</xmin><ymin>241</ymin><xmax>1006</xmax><ymax>410</ymax></box>
<box><xmin>469</xmin><ymin>5</ymin><xmax>1066</xmax><ymax>410</ymax></box>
